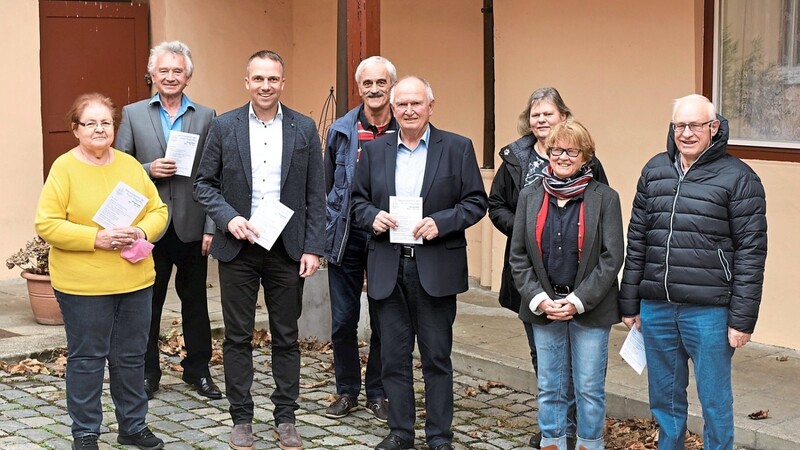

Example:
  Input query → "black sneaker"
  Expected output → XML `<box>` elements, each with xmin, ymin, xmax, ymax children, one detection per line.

<box><xmin>73</xmin><ymin>434</ymin><xmax>99</xmax><ymax>450</ymax></box>
<box><xmin>325</xmin><ymin>394</ymin><xmax>359</xmax><ymax>418</ymax></box>
<box><xmin>117</xmin><ymin>427</ymin><xmax>164</xmax><ymax>450</ymax></box>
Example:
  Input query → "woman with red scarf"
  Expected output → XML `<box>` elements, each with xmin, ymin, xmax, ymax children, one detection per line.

<box><xmin>509</xmin><ymin>120</ymin><xmax>624</xmax><ymax>450</ymax></box>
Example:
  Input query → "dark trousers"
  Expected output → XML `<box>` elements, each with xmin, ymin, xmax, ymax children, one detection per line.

<box><xmin>145</xmin><ymin>223</ymin><xmax>212</xmax><ymax>382</ymax></box>
<box><xmin>523</xmin><ymin>321</ymin><xmax>539</xmax><ymax>372</ymax></box>
<box><xmin>328</xmin><ymin>229</ymin><xmax>383</xmax><ymax>400</ymax></box>
<box><xmin>56</xmin><ymin>287</ymin><xmax>152</xmax><ymax>437</ymax></box>
<box><xmin>376</xmin><ymin>257</ymin><xmax>456</xmax><ymax>448</ymax></box>
<box><xmin>218</xmin><ymin>241</ymin><xmax>303</xmax><ymax>425</ymax></box>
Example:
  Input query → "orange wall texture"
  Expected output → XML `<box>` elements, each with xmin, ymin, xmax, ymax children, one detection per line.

<box><xmin>2</xmin><ymin>1</ymin><xmax>43</xmax><ymax>278</ymax></box>
<box><xmin>492</xmin><ymin>0</ymin><xmax>699</xmax><ymax>298</ymax></box>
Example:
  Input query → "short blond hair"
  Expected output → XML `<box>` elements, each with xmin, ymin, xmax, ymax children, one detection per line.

<box><xmin>544</xmin><ymin>120</ymin><xmax>595</xmax><ymax>162</ymax></box>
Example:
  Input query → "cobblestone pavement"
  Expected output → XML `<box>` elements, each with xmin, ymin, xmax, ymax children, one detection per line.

<box><xmin>0</xmin><ymin>342</ymin><xmax>755</xmax><ymax>450</ymax></box>
<box><xmin>0</xmin><ymin>342</ymin><xmax>540</xmax><ymax>450</ymax></box>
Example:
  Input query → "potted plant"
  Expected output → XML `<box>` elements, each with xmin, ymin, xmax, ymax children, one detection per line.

<box><xmin>5</xmin><ymin>236</ymin><xmax>62</xmax><ymax>325</ymax></box>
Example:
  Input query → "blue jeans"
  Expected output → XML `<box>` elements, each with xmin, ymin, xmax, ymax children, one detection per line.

<box><xmin>532</xmin><ymin>320</ymin><xmax>610</xmax><ymax>450</ymax></box>
<box><xmin>328</xmin><ymin>229</ymin><xmax>383</xmax><ymax>400</ymax></box>
<box><xmin>640</xmin><ymin>300</ymin><xmax>734</xmax><ymax>450</ymax></box>
<box><xmin>55</xmin><ymin>287</ymin><xmax>152</xmax><ymax>438</ymax></box>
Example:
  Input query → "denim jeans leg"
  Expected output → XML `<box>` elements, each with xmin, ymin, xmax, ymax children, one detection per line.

<box><xmin>108</xmin><ymin>287</ymin><xmax>152</xmax><ymax>435</ymax></box>
<box><xmin>678</xmin><ymin>304</ymin><xmax>734</xmax><ymax>450</ymax></box>
<box><xmin>570</xmin><ymin>322</ymin><xmax>610</xmax><ymax>450</ymax></box>
<box><xmin>532</xmin><ymin>320</ymin><xmax>570</xmax><ymax>448</ymax></box>
<box><xmin>328</xmin><ymin>230</ymin><xmax>368</xmax><ymax>399</ymax></box>
<box><xmin>56</xmin><ymin>291</ymin><xmax>115</xmax><ymax>437</ymax></box>
<box><xmin>641</xmin><ymin>300</ymin><xmax>691</xmax><ymax>450</ymax></box>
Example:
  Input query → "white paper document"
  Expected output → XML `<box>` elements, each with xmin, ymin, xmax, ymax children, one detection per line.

<box><xmin>389</xmin><ymin>196</ymin><xmax>423</xmax><ymax>245</ymax></box>
<box><xmin>619</xmin><ymin>325</ymin><xmax>647</xmax><ymax>375</ymax></box>
<box><xmin>248</xmin><ymin>198</ymin><xmax>294</xmax><ymax>250</ymax></box>
<box><xmin>165</xmin><ymin>131</ymin><xmax>200</xmax><ymax>177</ymax></box>
<box><xmin>93</xmin><ymin>181</ymin><xmax>148</xmax><ymax>229</ymax></box>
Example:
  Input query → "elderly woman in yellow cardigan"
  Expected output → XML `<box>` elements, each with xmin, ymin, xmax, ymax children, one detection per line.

<box><xmin>35</xmin><ymin>93</ymin><xmax>168</xmax><ymax>450</ymax></box>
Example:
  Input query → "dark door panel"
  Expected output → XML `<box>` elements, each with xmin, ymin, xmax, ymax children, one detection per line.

<box><xmin>39</xmin><ymin>1</ymin><xmax>149</xmax><ymax>179</ymax></box>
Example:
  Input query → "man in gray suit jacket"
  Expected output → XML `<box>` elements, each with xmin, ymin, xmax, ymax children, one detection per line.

<box><xmin>194</xmin><ymin>50</ymin><xmax>325</xmax><ymax>450</ymax></box>
<box><xmin>115</xmin><ymin>41</ymin><xmax>221</xmax><ymax>401</ymax></box>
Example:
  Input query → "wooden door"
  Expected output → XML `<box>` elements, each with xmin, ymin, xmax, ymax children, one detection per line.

<box><xmin>39</xmin><ymin>1</ymin><xmax>149</xmax><ymax>179</ymax></box>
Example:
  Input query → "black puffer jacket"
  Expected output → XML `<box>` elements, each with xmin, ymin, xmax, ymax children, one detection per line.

<box><xmin>619</xmin><ymin>115</ymin><xmax>767</xmax><ymax>333</ymax></box>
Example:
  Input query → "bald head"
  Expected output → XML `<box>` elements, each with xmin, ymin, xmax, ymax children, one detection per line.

<box><xmin>672</xmin><ymin>94</ymin><xmax>716</xmax><ymax>122</ymax></box>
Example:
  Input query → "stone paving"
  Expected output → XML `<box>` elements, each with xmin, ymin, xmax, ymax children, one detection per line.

<box><xmin>0</xmin><ymin>341</ymin><xmax>540</xmax><ymax>450</ymax></box>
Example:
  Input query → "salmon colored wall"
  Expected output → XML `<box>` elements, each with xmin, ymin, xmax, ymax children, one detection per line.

<box><xmin>381</xmin><ymin>0</ymin><xmax>486</xmax><ymax>278</ymax></box>
<box><xmin>288</xmin><ymin>0</ymin><xmax>337</xmax><ymax>123</ymax></box>
<box><xmin>2</xmin><ymin>1</ymin><xmax>42</xmax><ymax>281</ymax></box>
<box><xmin>492</xmin><ymin>0</ymin><xmax>700</xmax><ymax>296</ymax></box>
<box><xmin>747</xmin><ymin>160</ymin><xmax>800</xmax><ymax>349</ymax></box>
<box><xmin>150</xmin><ymin>0</ymin><xmax>295</xmax><ymax>113</ymax></box>
<box><xmin>493</xmin><ymin>0</ymin><xmax>800</xmax><ymax>349</ymax></box>
<box><xmin>149</xmin><ymin>0</ymin><xmax>336</xmax><ymax>146</ymax></box>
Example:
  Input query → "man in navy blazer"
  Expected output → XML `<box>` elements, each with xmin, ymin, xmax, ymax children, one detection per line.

<box><xmin>194</xmin><ymin>50</ymin><xmax>324</xmax><ymax>450</ymax></box>
<box><xmin>116</xmin><ymin>40</ymin><xmax>221</xmax><ymax>402</ymax></box>
<box><xmin>351</xmin><ymin>76</ymin><xmax>488</xmax><ymax>450</ymax></box>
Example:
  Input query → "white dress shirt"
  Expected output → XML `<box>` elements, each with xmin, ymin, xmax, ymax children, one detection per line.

<box><xmin>248</xmin><ymin>103</ymin><xmax>283</xmax><ymax>215</ymax></box>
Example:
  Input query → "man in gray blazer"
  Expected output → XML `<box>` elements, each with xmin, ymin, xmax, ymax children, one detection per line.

<box><xmin>194</xmin><ymin>50</ymin><xmax>325</xmax><ymax>450</ymax></box>
<box><xmin>115</xmin><ymin>40</ymin><xmax>221</xmax><ymax>401</ymax></box>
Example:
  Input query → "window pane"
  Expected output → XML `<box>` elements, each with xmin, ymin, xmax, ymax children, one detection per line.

<box><xmin>717</xmin><ymin>0</ymin><xmax>800</xmax><ymax>147</ymax></box>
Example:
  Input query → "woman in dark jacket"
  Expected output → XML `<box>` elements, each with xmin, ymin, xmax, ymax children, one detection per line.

<box><xmin>488</xmin><ymin>88</ymin><xmax>607</xmax><ymax>448</ymax></box>
<box><xmin>509</xmin><ymin>120</ymin><xmax>623</xmax><ymax>450</ymax></box>
<box><xmin>488</xmin><ymin>87</ymin><xmax>608</xmax><ymax>347</ymax></box>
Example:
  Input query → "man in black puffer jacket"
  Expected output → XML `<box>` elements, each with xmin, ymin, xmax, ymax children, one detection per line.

<box><xmin>619</xmin><ymin>94</ymin><xmax>766</xmax><ymax>450</ymax></box>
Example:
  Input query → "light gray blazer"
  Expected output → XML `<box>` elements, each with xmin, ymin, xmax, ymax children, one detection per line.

<box><xmin>193</xmin><ymin>103</ymin><xmax>325</xmax><ymax>263</ymax></box>
<box><xmin>115</xmin><ymin>97</ymin><xmax>216</xmax><ymax>242</ymax></box>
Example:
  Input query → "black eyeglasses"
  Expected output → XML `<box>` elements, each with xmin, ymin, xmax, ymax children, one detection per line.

<box><xmin>549</xmin><ymin>147</ymin><xmax>583</xmax><ymax>158</ymax></box>
<box><xmin>671</xmin><ymin>120</ymin><xmax>713</xmax><ymax>134</ymax></box>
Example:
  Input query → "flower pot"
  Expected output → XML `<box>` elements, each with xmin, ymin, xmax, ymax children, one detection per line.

<box><xmin>20</xmin><ymin>272</ymin><xmax>63</xmax><ymax>325</ymax></box>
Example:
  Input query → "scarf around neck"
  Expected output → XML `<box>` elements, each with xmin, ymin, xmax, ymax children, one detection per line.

<box><xmin>541</xmin><ymin>164</ymin><xmax>594</xmax><ymax>199</ymax></box>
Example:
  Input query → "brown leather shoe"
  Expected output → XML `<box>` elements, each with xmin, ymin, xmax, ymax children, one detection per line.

<box><xmin>273</xmin><ymin>422</ymin><xmax>303</xmax><ymax>450</ymax></box>
<box><xmin>229</xmin><ymin>423</ymin><xmax>254</xmax><ymax>450</ymax></box>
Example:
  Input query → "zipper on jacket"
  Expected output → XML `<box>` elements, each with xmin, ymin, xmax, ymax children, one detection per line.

<box><xmin>333</xmin><ymin>211</ymin><xmax>351</xmax><ymax>265</ymax></box>
<box><xmin>664</xmin><ymin>168</ymin><xmax>685</xmax><ymax>302</ymax></box>
<box><xmin>717</xmin><ymin>248</ymin><xmax>732</xmax><ymax>281</ymax></box>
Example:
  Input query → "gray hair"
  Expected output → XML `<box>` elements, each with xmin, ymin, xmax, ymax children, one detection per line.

<box><xmin>355</xmin><ymin>56</ymin><xmax>397</xmax><ymax>84</ymax></box>
<box><xmin>148</xmin><ymin>40</ymin><xmax>194</xmax><ymax>77</ymax></box>
<box><xmin>389</xmin><ymin>76</ymin><xmax>434</xmax><ymax>104</ymax></box>
<box><xmin>517</xmin><ymin>87</ymin><xmax>572</xmax><ymax>136</ymax></box>
<box><xmin>672</xmin><ymin>94</ymin><xmax>716</xmax><ymax>121</ymax></box>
